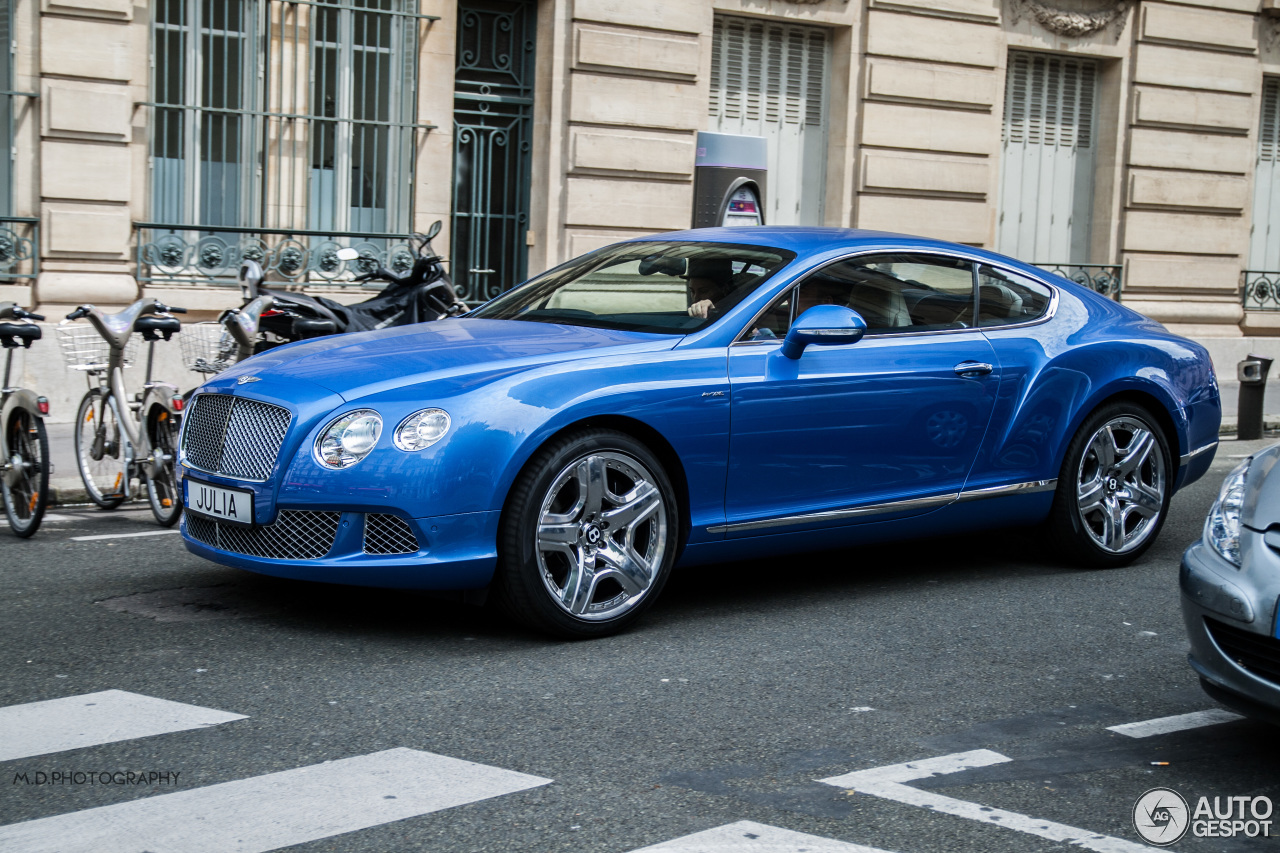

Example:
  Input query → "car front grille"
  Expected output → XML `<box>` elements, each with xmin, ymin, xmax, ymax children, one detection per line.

<box><xmin>363</xmin><ymin>514</ymin><xmax>419</xmax><ymax>555</ymax></box>
<box><xmin>182</xmin><ymin>394</ymin><xmax>292</xmax><ymax>482</ymax></box>
<box><xmin>186</xmin><ymin>510</ymin><xmax>340</xmax><ymax>560</ymax></box>
<box><xmin>1205</xmin><ymin>617</ymin><xmax>1280</xmax><ymax>685</ymax></box>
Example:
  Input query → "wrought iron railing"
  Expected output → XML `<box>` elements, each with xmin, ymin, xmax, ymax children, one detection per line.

<box><xmin>1031</xmin><ymin>262</ymin><xmax>1123</xmax><ymax>300</ymax></box>
<box><xmin>1242</xmin><ymin>270</ymin><xmax>1280</xmax><ymax>311</ymax></box>
<box><xmin>0</xmin><ymin>216</ymin><xmax>38</xmax><ymax>281</ymax></box>
<box><xmin>134</xmin><ymin>223</ymin><xmax>420</xmax><ymax>287</ymax></box>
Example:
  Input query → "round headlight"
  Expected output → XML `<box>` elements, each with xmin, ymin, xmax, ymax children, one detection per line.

<box><xmin>315</xmin><ymin>409</ymin><xmax>383</xmax><ymax>469</ymax></box>
<box><xmin>394</xmin><ymin>408</ymin><xmax>451</xmax><ymax>452</ymax></box>
<box><xmin>1206</xmin><ymin>457</ymin><xmax>1250</xmax><ymax>566</ymax></box>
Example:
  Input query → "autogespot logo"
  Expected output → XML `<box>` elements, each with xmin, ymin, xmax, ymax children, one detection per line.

<box><xmin>1133</xmin><ymin>787</ymin><xmax>1190</xmax><ymax>846</ymax></box>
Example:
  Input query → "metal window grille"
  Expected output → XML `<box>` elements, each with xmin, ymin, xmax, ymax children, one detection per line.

<box><xmin>1</xmin><ymin>0</ymin><xmax>13</xmax><ymax>218</ymax></box>
<box><xmin>145</xmin><ymin>0</ymin><xmax>432</xmax><ymax>285</ymax></box>
<box><xmin>0</xmin><ymin>0</ymin><xmax>38</xmax><ymax>282</ymax></box>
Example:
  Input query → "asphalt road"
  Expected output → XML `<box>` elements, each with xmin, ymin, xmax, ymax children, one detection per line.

<box><xmin>2</xmin><ymin>438</ymin><xmax>1278</xmax><ymax>853</ymax></box>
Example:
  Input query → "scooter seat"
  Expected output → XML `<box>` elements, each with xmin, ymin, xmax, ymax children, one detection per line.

<box><xmin>136</xmin><ymin>315</ymin><xmax>182</xmax><ymax>341</ymax></box>
<box><xmin>292</xmin><ymin>317</ymin><xmax>337</xmax><ymax>337</ymax></box>
<box><xmin>0</xmin><ymin>322</ymin><xmax>41</xmax><ymax>348</ymax></box>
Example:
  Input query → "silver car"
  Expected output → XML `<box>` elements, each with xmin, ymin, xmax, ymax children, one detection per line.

<box><xmin>1182</xmin><ymin>443</ymin><xmax>1280</xmax><ymax>723</ymax></box>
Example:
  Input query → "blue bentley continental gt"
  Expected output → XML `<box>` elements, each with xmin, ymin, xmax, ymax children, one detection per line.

<box><xmin>177</xmin><ymin>228</ymin><xmax>1222</xmax><ymax>637</ymax></box>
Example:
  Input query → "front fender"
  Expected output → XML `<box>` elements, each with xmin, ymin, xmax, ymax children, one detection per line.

<box><xmin>1</xmin><ymin>390</ymin><xmax>45</xmax><ymax>486</ymax></box>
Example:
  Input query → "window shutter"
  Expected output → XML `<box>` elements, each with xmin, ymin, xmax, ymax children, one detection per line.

<box><xmin>1004</xmin><ymin>51</ymin><xmax>1095</xmax><ymax>152</ymax></box>
<box><xmin>1261</xmin><ymin>78</ymin><xmax>1280</xmax><ymax>164</ymax></box>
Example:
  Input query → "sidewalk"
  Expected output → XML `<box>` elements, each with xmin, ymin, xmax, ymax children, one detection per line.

<box><xmin>41</xmin><ymin>382</ymin><xmax>1280</xmax><ymax>506</ymax></box>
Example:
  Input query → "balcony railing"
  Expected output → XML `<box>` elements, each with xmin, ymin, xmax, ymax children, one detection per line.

<box><xmin>0</xmin><ymin>217</ymin><xmax>39</xmax><ymax>282</ymax></box>
<box><xmin>1242</xmin><ymin>270</ymin><xmax>1280</xmax><ymax>311</ymax></box>
<box><xmin>134</xmin><ymin>223</ymin><xmax>421</xmax><ymax>288</ymax></box>
<box><xmin>1031</xmin><ymin>262</ymin><xmax>1123</xmax><ymax>300</ymax></box>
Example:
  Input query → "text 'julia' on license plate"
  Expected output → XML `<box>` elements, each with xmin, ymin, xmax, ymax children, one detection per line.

<box><xmin>184</xmin><ymin>479</ymin><xmax>254</xmax><ymax>526</ymax></box>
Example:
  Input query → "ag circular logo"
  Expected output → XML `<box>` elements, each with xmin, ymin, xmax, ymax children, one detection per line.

<box><xmin>1134</xmin><ymin>787</ymin><xmax>1190</xmax><ymax>846</ymax></box>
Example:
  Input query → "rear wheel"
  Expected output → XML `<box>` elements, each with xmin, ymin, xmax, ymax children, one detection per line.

<box><xmin>2</xmin><ymin>409</ymin><xmax>49</xmax><ymax>537</ymax></box>
<box><xmin>74</xmin><ymin>388</ymin><xmax>127</xmax><ymax>509</ymax></box>
<box><xmin>146</xmin><ymin>408</ymin><xmax>182</xmax><ymax>527</ymax></box>
<box><xmin>493</xmin><ymin>429</ymin><xmax>679</xmax><ymax>639</ymax></box>
<box><xmin>1048</xmin><ymin>402</ymin><xmax>1171</xmax><ymax>568</ymax></box>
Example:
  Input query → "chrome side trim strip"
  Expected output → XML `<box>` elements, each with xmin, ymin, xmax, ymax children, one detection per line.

<box><xmin>706</xmin><ymin>478</ymin><xmax>1058</xmax><ymax>534</ymax></box>
<box><xmin>954</xmin><ymin>479</ymin><xmax>1057</xmax><ymax>502</ymax></box>
<box><xmin>1180</xmin><ymin>441</ymin><xmax>1219</xmax><ymax>467</ymax></box>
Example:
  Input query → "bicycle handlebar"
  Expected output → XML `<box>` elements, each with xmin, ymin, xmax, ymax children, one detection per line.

<box><xmin>66</xmin><ymin>306</ymin><xmax>90</xmax><ymax>320</ymax></box>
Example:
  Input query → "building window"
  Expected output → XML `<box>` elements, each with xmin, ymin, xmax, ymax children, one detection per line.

<box><xmin>709</xmin><ymin>15</ymin><xmax>828</xmax><ymax>227</ymax></box>
<box><xmin>150</xmin><ymin>0</ymin><xmax>418</xmax><ymax>233</ymax></box>
<box><xmin>997</xmin><ymin>51</ymin><xmax>1098</xmax><ymax>263</ymax></box>
<box><xmin>1250</xmin><ymin>78</ymin><xmax>1280</xmax><ymax>272</ymax></box>
<box><xmin>1</xmin><ymin>0</ymin><xmax>15</xmax><ymax>217</ymax></box>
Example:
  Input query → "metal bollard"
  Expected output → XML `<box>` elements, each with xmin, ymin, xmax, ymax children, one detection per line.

<box><xmin>1237</xmin><ymin>354</ymin><xmax>1273</xmax><ymax>440</ymax></box>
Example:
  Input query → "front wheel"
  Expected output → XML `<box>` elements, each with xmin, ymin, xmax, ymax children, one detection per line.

<box><xmin>1048</xmin><ymin>402</ymin><xmax>1172</xmax><ymax>568</ymax></box>
<box><xmin>493</xmin><ymin>429</ymin><xmax>680</xmax><ymax>639</ymax></box>
<box><xmin>74</xmin><ymin>388</ymin><xmax>127</xmax><ymax>509</ymax></box>
<box><xmin>2</xmin><ymin>409</ymin><xmax>50</xmax><ymax>537</ymax></box>
<box><xmin>145</xmin><ymin>408</ymin><xmax>182</xmax><ymax>527</ymax></box>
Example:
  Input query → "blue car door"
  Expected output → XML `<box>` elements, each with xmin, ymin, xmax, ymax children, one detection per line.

<box><xmin>722</xmin><ymin>252</ymin><xmax>1002</xmax><ymax>536</ymax></box>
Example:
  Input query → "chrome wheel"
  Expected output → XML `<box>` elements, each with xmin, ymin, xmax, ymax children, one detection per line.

<box><xmin>1074</xmin><ymin>415</ymin><xmax>1166</xmax><ymax>555</ymax></box>
<box><xmin>535</xmin><ymin>451</ymin><xmax>668</xmax><ymax>622</ymax></box>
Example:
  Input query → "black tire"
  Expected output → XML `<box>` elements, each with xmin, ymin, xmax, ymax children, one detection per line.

<box><xmin>1047</xmin><ymin>402</ymin><xmax>1172</xmax><ymax>568</ymax></box>
<box><xmin>492</xmin><ymin>429</ymin><xmax>679</xmax><ymax>639</ymax></box>
<box><xmin>145</xmin><ymin>408</ymin><xmax>182</xmax><ymax>527</ymax></box>
<box><xmin>74</xmin><ymin>388</ymin><xmax>126</xmax><ymax>509</ymax></box>
<box><xmin>3</xmin><ymin>409</ymin><xmax>50</xmax><ymax>538</ymax></box>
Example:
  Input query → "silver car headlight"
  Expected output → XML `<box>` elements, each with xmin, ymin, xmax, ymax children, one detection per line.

<box><xmin>394</xmin><ymin>408</ymin><xmax>450</xmax><ymax>452</ymax></box>
<box><xmin>1206</xmin><ymin>457</ymin><xmax>1251</xmax><ymax>566</ymax></box>
<box><xmin>314</xmin><ymin>409</ymin><xmax>383</xmax><ymax>469</ymax></box>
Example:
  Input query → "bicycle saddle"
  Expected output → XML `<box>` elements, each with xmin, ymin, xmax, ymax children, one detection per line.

<box><xmin>0</xmin><ymin>322</ymin><xmax>41</xmax><ymax>348</ymax></box>
<box><xmin>136</xmin><ymin>315</ymin><xmax>181</xmax><ymax>341</ymax></box>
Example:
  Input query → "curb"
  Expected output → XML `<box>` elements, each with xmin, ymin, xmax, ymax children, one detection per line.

<box><xmin>1219</xmin><ymin>417</ymin><xmax>1280</xmax><ymax>437</ymax></box>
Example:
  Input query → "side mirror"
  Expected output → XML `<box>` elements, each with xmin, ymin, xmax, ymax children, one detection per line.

<box><xmin>239</xmin><ymin>259</ymin><xmax>264</xmax><ymax>299</ymax></box>
<box><xmin>425</xmin><ymin>220</ymin><xmax>443</xmax><ymax>241</ymax></box>
<box><xmin>780</xmin><ymin>305</ymin><xmax>867</xmax><ymax>359</ymax></box>
<box><xmin>336</xmin><ymin>247</ymin><xmax>360</xmax><ymax>262</ymax></box>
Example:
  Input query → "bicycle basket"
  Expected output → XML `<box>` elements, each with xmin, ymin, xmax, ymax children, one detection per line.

<box><xmin>56</xmin><ymin>323</ymin><xmax>138</xmax><ymax>372</ymax></box>
<box><xmin>180</xmin><ymin>322</ymin><xmax>237</xmax><ymax>375</ymax></box>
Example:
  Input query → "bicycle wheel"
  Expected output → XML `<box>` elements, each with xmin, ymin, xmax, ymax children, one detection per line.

<box><xmin>74</xmin><ymin>388</ymin><xmax>127</xmax><ymax>509</ymax></box>
<box><xmin>2</xmin><ymin>409</ymin><xmax>50</xmax><ymax>537</ymax></box>
<box><xmin>146</xmin><ymin>408</ymin><xmax>182</xmax><ymax>527</ymax></box>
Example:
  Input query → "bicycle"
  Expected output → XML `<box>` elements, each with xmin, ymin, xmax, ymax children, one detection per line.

<box><xmin>0</xmin><ymin>303</ymin><xmax>51</xmax><ymax>537</ymax></box>
<box><xmin>60</xmin><ymin>299</ymin><xmax>187</xmax><ymax>527</ymax></box>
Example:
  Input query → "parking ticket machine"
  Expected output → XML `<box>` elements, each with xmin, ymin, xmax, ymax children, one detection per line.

<box><xmin>692</xmin><ymin>132</ymin><xmax>767</xmax><ymax>228</ymax></box>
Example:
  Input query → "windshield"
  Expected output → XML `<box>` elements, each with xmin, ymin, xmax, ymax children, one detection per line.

<box><xmin>469</xmin><ymin>241</ymin><xmax>796</xmax><ymax>335</ymax></box>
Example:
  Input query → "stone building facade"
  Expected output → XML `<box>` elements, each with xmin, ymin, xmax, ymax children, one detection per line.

<box><xmin>3</xmin><ymin>0</ymin><xmax>1280</xmax><ymax>413</ymax></box>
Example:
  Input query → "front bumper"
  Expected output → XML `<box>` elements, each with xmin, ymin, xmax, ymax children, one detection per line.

<box><xmin>1180</xmin><ymin>538</ymin><xmax>1280</xmax><ymax>720</ymax></box>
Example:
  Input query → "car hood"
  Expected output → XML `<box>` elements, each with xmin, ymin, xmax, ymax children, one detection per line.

<box><xmin>1242</xmin><ymin>442</ymin><xmax>1280</xmax><ymax>530</ymax></box>
<box><xmin>220</xmin><ymin>318</ymin><xmax>680</xmax><ymax>401</ymax></box>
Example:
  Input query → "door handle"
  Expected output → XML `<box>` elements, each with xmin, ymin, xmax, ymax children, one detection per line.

<box><xmin>954</xmin><ymin>361</ymin><xmax>993</xmax><ymax>377</ymax></box>
<box><xmin>469</xmin><ymin>268</ymin><xmax>495</xmax><ymax>275</ymax></box>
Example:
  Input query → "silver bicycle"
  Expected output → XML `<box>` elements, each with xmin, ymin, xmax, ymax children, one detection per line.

<box><xmin>0</xmin><ymin>303</ymin><xmax>50</xmax><ymax>537</ymax></box>
<box><xmin>60</xmin><ymin>299</ymin><xmax>187</xmax><ymax>526</ymax></box>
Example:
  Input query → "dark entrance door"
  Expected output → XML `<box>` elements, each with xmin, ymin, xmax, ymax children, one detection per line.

<box><xmin>452</xmin><ymin>0</ymin><xmax>536</xmax><ymax>304</ymax></box>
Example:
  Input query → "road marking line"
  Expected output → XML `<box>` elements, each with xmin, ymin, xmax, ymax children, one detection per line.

<box><xmin>1106</xmin><ymin>709</ymin><xmax>1244</xmax><ymax>738</ymax></box>
<box><xmin>628</xmin><ymin>820</ymin><xmax>898</xmax><ymax>852</ymax></box>
<box><xmin>818</xmin><ymin>750</ymin><xmax>1149</xmax><ymax>853</ymax></box>
<box><xmin>0</xmin><ymin>748</ymin><xmax>552</xmax><ymax>853</ymax></box>
<box><xmin>38</xmin><ymin>514</ymin><xmax>75</xmax><ymax>523</ymax></box>
<box><xmin>0</xmin><ymin>690</ymin><xmax>246</xmax><ymax>761</ymax></box>
<box><xmin>69</xmin><ymin>530</ymin><xmax>182</xmax><ymax>541</ymax></box>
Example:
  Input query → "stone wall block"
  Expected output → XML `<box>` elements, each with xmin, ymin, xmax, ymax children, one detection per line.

<box><xmin>573</xmin><ymin>0</ymin><xmax>703</xmax><ymax>34</ymax></box>
<box><xmin>1132</xmin><ymin>86</ymin><xmax>1253</xmax><ymax>133</ymax></box>
<box><xmin>868</xmin><ymin>0</ymin><xmax>1000</xmax><ymax>22</ymax></box>
<box><xmin>866</xmin><ymin>11</ymin><xmax>998</xmax><ymax>68</ymax></box>
<box><xmin>41</xmin><ymin>140</ymin><xmax>131</xmax><ymax>203</ymax></box>
<box><xmin>861</xmin><ymin>102</ymin><xmax>994</xmax><ymax>155</ymax></box>
<box><xmin>567</xmin><ymin>230</ymin><xmax>655</xmax><ymax>257</ymax></box>
<box><xmin>1123</xmin><ymin>254</ymin><xmax>1244</xmax><ymax>294</ymax></box>
<box><xmin>861</xmin><ymin>151</ymin><xmax>988</xmax><ymax>197</ymax></box>
<box><xmin>42</xmin><ymin>202</ymin><xmax>131</xmax><ymax>256</ymax></box>
<box><xmin>574</xmin><ymin>24</ymin><xmax>699</xmax><ymax>79</ymax></box>
<box><xmin>856</xmin><ymin>195</ymin><xmax>988</xmax><ymax>244</ymax></box>
<box><xmin>40</xmin><ymin>16</ymin><xmax>132</xmax><ymax>81</ymax></box>
<box><xmin>570</xmin><ymin>127</ymin><xmax>694</xmax><ymax>177</ymax></box>
<box><xmin>569</xmin><ymin>74</ymin><xmax>702</xmax><ymax>130</ymax></box>
<box><xmin>565</xmin><ymin>177</ymin><xmax>692</xmax><ymax>230</ymax></box>
<box><xmin>41</xmin><ymin>0</ymin><xmax>132</xmax><ymax>20</ymax></box>
<box><xmin>1140</xmin><ymin>3</ymin><xmax>1256</xmax><ymax>54</ymax></box>
<box><xmin>1128</xmin><ymin>170</ymin><xmax>1248</xmax><ymax>211</ymax></box>
<box><xmin>1127</xmin><ymin>127</ymin><xmax>1252</xmax><ymax>174</ymax></box>
<box><xmin>1133</xmin><ymin>44</ymin><xmax>1255</xmax><ymax>94</ymax></box>
<box><xmin>43</xmin><ymin>80</ymin><xmax>131</xmax><ymax>141</ymax></box>
<box><xmin>37</xmin><ymin>272</ymin><xmax>137</xmax><ymax>306</ymax></box>
<box><xmin>865</xmin><ymin>58</ymin><xmax>996</xmax><ymax>109</ymax></box>
<box><xmin>1122</xmin><ymin>211</ymin><xmax>1247</xmax><ymax>255</ymax></box>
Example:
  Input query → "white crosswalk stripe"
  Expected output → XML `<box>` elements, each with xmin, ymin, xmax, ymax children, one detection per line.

<box><xmin>0</xmin><ymin>748</ymin><xmax>552</xmax><ymax>853</ymax></box>
<box><xmin>0</xmin><ymin>690</ymin><xmax>246</xmax><ymax>761</ymax></box>
<box><xmin>628</xmin><ymin>821</ymin><xmax>900</xmax><ymax>852</ymax></box>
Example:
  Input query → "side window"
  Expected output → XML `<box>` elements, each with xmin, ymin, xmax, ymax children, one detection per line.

<box><xmin>976</xmin><ymin>265</ymin><xmax>1053</xmax><ymax>327</ymax></box>
<box><xmin>802</xmin><ymin>253</ymin><xmax>975</xmax><ymax>335</ymax></box>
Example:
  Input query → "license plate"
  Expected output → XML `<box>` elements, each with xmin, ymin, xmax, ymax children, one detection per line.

<box><xmin>184</xmin><ymin>479</ymin><xmax>254</xmax><ymax>526</ymax></box>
